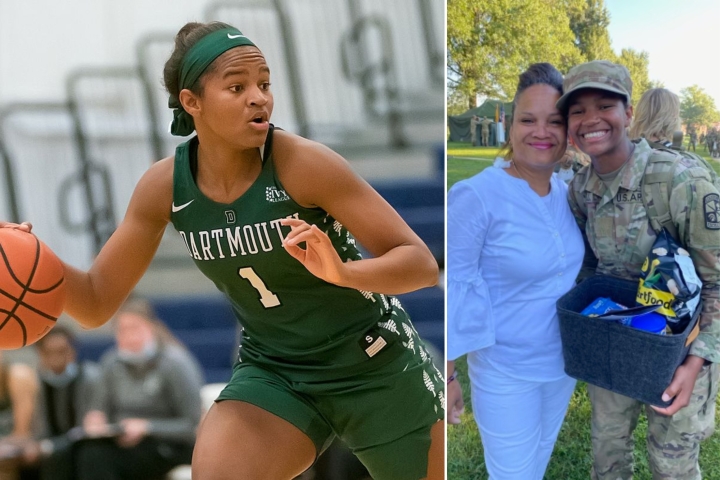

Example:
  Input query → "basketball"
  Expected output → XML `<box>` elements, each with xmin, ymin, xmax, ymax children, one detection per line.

<box><xmin>0</xmin><ymin>229</ymin><xmax>66</xmax><ymax>349</ymax></box>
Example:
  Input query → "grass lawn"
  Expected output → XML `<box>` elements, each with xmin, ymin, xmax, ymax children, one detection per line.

<box><xmin>446</xmin><ymin>144</ymin><xmax>720</xmax><ymax>479</ymax></box>
<box><xmin>446</xmin><ymin>143</ymin><xmax>497</xmax><ymax>188</ymax></box>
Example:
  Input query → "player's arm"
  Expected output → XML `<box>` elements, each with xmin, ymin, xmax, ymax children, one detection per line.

<box><xmin>275</xmin><ymin>132</ymin><xmax>438</xmax><ymax>295</ymax></box>
<box><xmin>62</xmin><ymin>159</ymin><xmax>174</xmax><ymax>328</ymax></box>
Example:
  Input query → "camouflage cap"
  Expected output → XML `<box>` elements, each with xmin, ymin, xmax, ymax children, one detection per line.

<box><xmin>556</xmin><ymin>60</ymin><xmax>632</xmax><ymax>112</ymax></box>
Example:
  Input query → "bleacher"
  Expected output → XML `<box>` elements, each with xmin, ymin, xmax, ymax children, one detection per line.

<box><xmin>0</xmin><ymin>0</ymin><xmax>444</xmax><ymax>395</ymax></box>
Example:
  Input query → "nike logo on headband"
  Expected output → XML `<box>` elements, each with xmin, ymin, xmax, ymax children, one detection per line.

<box><xmin>227</xmin><ymin>34</ymin><xmax>247</xmax><ymax>39</ymax></box>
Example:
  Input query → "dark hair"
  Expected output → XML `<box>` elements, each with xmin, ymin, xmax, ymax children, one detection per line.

<box><xmin>163</xmin><ymin>21</ymin><xmax>235</xmax><ymax>99</ymax></box>
<box><xmin>35</xmin><ymin>325</ymin><xmax>76</xmax><ymax>350</ymax></box>
<box><xmin>499</xmin><ymin>63</ymin><xmax>565</xmax><ymax>160</ymax></box>
<box><xmin>512</xmin><ymin>63</ymin><xmax>564</xmax><ymax>109</ymax></box>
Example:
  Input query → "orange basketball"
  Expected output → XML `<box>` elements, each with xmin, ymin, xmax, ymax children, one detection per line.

<box><xmin>0</xmin><ymin>229</ymin><xmax>66</xmax><ymax>349</ymax></box>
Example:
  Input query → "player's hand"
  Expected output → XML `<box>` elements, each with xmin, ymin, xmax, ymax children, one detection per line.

<box><xmin>281</xmin><ymin>218</ymin><xmax>346</xmax><ymax>286</ymax></box>
<box><xmin>118</xmin><ymin>418</ymin><xmax>149</xmax><ymax>448</ymax></box>
<box><xmin>447</xmin><ymin>377</ymin><xmax>465</xmax><ymax>425</ymax></box>
<box><xmin>651</xmin><ymin>355</ymin><xmax>705</xmax><ymax>416</ymax></box>
<box><xmin>0</xmin><ymin>221</ymin><xmax>32</xmax><ymax>233</ymax></box>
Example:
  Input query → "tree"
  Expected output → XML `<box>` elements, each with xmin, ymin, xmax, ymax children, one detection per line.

<box><xmin>565</xmin><ymin>0</ymin><xmax>616</xmax><ymax>61</ymax></box>
<box><xmin>447</xmin><ymin>89</ymin><xmax>471</xmax><ymax>116</ymax></box>
<box><xmin>680</xmin><ymin>85</ymin><xmax>720</xmax><ymax>130</ymax></box>
<box><xmin>617</xmin><ymin>48</ymin><xmax>651</xmax><ymax>106</ymax></box>
<box><xmin>447</xmin><ymin>0</ymin><xmax>584</xmax><ymax>109</ymax></box>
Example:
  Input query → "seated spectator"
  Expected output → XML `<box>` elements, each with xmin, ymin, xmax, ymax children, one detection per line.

<box><xmin>75</xmin><ymin>298</ymin><xmax>203</xmax><ymax>480</ymax></box>
<box><xmin>21</xmin><ymin>326</ymin><xmax>100</xmax><ymax>480</ymax></box>
<box><xmin>0</xmin><ymin>353</ymin><xmax>38</xmax><ymax>480</ymax></box>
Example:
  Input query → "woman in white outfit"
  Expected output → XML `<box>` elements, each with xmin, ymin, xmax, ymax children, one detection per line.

<box><xmin>446</xmin><ymin>63</ymin><xmax>584</xmax><ymax>480</ymax></box>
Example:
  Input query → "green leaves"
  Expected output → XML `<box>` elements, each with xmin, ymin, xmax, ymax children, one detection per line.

<box><xmin>617</xmin><ymin>48</ymin><xmax>651</xmax><ymax>106</ymax></box>
<box><xmin>680</xmin><ymin>85</ymin><xmax>720</xmax><ymax>129</ymax></box>
<box><xmin>448</xmin><ymin>0</ymin><xmax>584</xmax><ymax>107</ymax></box>
<box><xmin>447</xmin><ymin>0</ymin><xmax>663</xmax><ymax>112</ymax></box>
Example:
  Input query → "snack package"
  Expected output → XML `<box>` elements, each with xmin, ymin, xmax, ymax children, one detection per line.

<box><xmin>636</xmin><ymin>228</ymin><xmax>702</xmax><ymax>334</ymax></box>
<box><xmin>581</xmin><ymin>297</ymin><xmax>660</xmax><ymax>327</ymax></box>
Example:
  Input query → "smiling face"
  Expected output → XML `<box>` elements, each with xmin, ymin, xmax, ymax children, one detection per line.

<box><xmin>567</xmin><ymin>89</ymin><xmax>633</xmax><ymax>166</ymax></box>
<box><xmin>510</xmin><ymin>83</ymin><xmax>567</xmax><ymax>171</ymax></box>
<box><xmin>182</xmin><ymin>46</ymin><xmax>274</xmax><ymax>149</ymax></box>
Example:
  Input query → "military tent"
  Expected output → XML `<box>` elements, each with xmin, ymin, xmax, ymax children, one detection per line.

<box><xmin>447</xmin><ymin>99</ymin><xmax>513</xmax><ymax>144</ymax></box>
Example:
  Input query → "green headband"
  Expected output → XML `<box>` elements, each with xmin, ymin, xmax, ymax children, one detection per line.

<box><xmin>169</xmin><ymin>27</ymin><xmax>256</xmax><ymax>136</ymax></box>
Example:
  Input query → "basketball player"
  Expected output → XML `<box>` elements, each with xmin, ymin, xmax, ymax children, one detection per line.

<box><xmin>2</xmin><ymin>22</ymin><xmax>444</xmax><ymax>480</ymax></box>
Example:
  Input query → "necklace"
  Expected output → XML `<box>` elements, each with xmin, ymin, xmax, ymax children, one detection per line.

<box><xmin>511</xmin><ymin>160</ymin><xmax>525</xmax><ymax>182</ymax></box>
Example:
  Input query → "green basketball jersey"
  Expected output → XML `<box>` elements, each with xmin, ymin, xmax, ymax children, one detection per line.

<box><xmin>170</xmin><ymin>127</ymin><xmax>413</xmax><ymax>380</ymax></box>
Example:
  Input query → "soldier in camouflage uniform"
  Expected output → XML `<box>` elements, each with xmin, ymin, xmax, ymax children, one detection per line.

<box><xmin>480</xmin><ymin>116</ymin><xmax>492</xmax><ymax>146</ymax></box>
<box><xmin>470</xmin><ymin>114</ymin><xmax>480</xmax><ymax>146</ymax></box>
<box><xmin>707</xmin><ymin>129</ymin><xmax>718</xmax><ymax>157</ymax></box>
<box><xmin>559</xmin><ymin>60</ymin><xmax>720</xmax><ymax>480</ymax></box>
<box><xmin>689</xmin><ymin>130</ymin><xmax>697</xmax><ymax>152</ymax></box>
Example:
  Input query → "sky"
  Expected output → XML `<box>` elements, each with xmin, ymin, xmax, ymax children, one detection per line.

<box><xmin>605</xmin><ymin>0</ymin><xmax>720</xmax><ymax>108</ymax></box>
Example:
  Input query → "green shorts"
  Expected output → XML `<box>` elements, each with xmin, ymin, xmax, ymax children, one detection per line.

<box><xmin>216</xmin><ymin>335</ymin><xmax>444</xmax><ymax>480</ymax></box>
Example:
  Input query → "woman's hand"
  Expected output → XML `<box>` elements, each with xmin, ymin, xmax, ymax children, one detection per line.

<box><xmin>0</xmin><ymin>222</ymin><xmax>32</xmax><ymax>233</ymax></box>
<box><xmin>447</xmin><ymin>361</ymin><xmax>465</xmax><ymax>425</ymax></box>
<box><xmin>447</xmin><ymin>377</ymin><xmax>465</xmax><ymax>425</ymax></box>
<box><xmin>281</xmin><ymin>218</ymin><xmax>347</xmax><ymax>286</ymax></box>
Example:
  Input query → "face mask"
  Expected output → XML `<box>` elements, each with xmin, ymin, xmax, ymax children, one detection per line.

<box><xmin>117</xmin><ymin>339</ymin><xmax>158</xmax><ymax>365</ymax></box>
<box><xmin>40</xmin><ymin>362</ymin><xmax>78</xmax><ymax>388</ymax></box>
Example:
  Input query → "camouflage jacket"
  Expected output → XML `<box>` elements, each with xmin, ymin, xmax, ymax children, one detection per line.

<box><xmin>568</xmin><ymin>139</ymin><xmax>720</xmax><ymax>362</ymax></box>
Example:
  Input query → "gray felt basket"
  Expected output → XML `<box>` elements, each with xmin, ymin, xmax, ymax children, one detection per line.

<box><xmin>557</xmin><ymin>275</ymin><xmax>701</xmax><ymax>407</ymax></box>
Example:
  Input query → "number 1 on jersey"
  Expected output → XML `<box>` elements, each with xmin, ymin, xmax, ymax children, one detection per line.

<box><xmin>238</xmin><ymin>267</ymin><xmax>281</xmax><ymax>308</ymax></box>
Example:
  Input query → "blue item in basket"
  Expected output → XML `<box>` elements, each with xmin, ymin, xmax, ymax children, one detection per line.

<box><xmin>630</xmin><ymin>312</ymin><xmax>667</xmax><ymax>335</ymax></box>
<box><xmin>581</xmin><ymin>297</ymin><xmax>627</xmax><ymax>317</ymax></box>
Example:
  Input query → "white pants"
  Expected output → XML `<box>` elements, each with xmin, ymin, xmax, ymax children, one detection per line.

<box><xmin>468</xmin><ymin>356</ymin><xmax>576</xmax><ymax>480</ymax></box>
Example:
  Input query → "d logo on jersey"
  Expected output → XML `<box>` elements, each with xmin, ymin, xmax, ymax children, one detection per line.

<box><xmin>225</xmin><ymin>210</ymin><xmax>237</xmax><ymax>224</ymax></box>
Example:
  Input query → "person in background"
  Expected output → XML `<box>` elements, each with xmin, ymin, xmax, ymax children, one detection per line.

<box><xmin>470</xmin><ymin>115</ymin><xmax>480</xmax><ymax>146</ymax></box>
<box><xmin>447</xmin><ymin>63</ymin><xmax>584</xmax><ymax>480</ymax></box>
<box><xmin>689</xmin><ymin>130</ymin><xmax>697</xmax><ymax>152</ymax></box>
<box><xmin>0</xmin><ymin>354</ymin><xmax>38</xmax><ymax>480</ymax></box>
<box><xmin>480</xmin><ymin>116</ymin><xmax>491</xmax><ymax>146</ymax></box>
<box><xmin>22</xmin><ymin>326</ymin><xmax>101</xmax><ymax>480</ymax></box>
<box><xmin>556</xmin><ymin>142</ymin><xmax>590</xmax><ymax>184</ymax></box>
<box><xmin>628</xmin><ymin>87</ymin><xmax>682</xmax><ymax>149</ymax></box>
<box><xmin>75</xmin><ymin>298</ymin><xmax>203</xmax><ymax>480</ymax></box>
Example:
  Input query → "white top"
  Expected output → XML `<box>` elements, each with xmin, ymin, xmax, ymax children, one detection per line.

<box><xmin>447</xmin><ymin>164</ymin><xmax>585</xmax><ymax>381</ymax></box>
